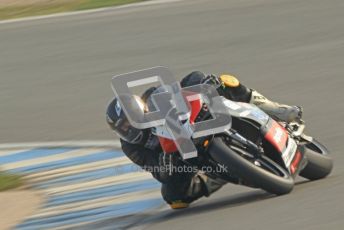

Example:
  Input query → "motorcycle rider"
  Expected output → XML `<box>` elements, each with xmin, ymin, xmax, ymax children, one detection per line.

<box><xmin>106</xmin><ymin>71</ymin><xmax>302</xmax><ymax>209</ymax></box>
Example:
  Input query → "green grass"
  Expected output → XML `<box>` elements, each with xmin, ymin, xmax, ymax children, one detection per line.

<box><xmin>76</xmin><ymin>0</ymin><xmax>148</xmax><ymax>11</ymax></box>
<box><xmin>0</xmin><ymin>0</ymin><xmax>147</xmax><ymax>20</ymax></box>
<box><xmin>0</xmin><ymin>172</ymin><xmax>23</xmax><ymax>191</ymax></box>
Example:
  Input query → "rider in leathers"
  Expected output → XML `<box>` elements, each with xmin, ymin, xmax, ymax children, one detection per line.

<box><xmin>106</xmin><ymin>71</ymin><xmax>302</xmax><ymax>209</ymax></box>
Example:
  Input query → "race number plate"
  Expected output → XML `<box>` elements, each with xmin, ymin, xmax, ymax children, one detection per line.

<box><xmin>264</xmin><ymin>120</ymin><xmax>288</xmax><ymax>152</ymax></box>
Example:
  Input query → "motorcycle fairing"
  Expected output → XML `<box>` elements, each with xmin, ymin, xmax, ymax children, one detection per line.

<box><xmin>222</xmin><ymin>99</ymin><xmax>270</xmax><ymax>126</ymax></box>
<box><xmin>264</xmin><ymin>120</ymin><xmax>289</xmax><ymax>153</ymax></box>
<box><xmin>155</xmin><ymin>96</ymin><xmax>305</xmax><ymax>174</ymax></box>
<box><xmin>262</xmin><ymin>119</ymin><xmax>305</xmax><ymax>175</ymax></box>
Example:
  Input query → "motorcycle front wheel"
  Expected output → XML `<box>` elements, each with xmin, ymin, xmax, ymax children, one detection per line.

<box><xmin>208</xmin><ymin>137</ymin><xmax>294</xmax><ymax>195</ymax></box>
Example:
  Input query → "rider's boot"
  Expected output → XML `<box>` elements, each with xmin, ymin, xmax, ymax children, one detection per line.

<box><xmin>250</xmin><ymin>90</ymin><xmax>302</xmax><ymax>123</ymax></box>
<box><xmin>167</xmin><ymin>172</ymin><xmax>227</xmax><ymax>209</ymax></box>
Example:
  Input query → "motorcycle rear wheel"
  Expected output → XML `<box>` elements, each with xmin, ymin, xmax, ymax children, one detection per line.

<box><xmin>208</xmin><ymin>137</ymin><xmax>294</xmax><ymax>195</ymax></box>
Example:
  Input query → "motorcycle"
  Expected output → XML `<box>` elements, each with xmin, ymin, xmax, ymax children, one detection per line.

<box><xmin>152</xmin><ymin>93</ymin><xmax>333</xmax><ymax>195</ymax></box>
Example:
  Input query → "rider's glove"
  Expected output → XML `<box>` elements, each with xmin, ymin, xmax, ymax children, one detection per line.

<box><xmin>158</xmin><ymin>152</ymin><xmax>181</xmax><ymax>182</ymax></box>
<box><xmin>202</xmin><ymin>74</ymin><xmax>221</xmax><ymax>87</ymax></box>
<box><xmin>159</xmin><ymin>152</ymin><xmax>180</xmax><ymax>172</ymax></box>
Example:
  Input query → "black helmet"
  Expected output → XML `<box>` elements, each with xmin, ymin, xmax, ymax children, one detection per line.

<box><xmin>106</xmin><ymin>97</ymin><xmax>146</xmax><ymax>144</ymax></box>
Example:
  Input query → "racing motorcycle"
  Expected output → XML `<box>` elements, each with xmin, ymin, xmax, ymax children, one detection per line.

<box><xmin>152</xmin><ymin>91</ymin><xmax>333</xmax><ymax>195</ymax></box>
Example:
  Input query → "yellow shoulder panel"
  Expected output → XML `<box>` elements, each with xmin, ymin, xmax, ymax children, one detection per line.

<box><xmin>219</xmin><ymin>74</ymin><xmax>240</xmax><ymax>87</ymax></box>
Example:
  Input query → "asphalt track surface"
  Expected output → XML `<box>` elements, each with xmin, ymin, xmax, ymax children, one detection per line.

<box><xmin>0</xmin><ymin>0</ymin><xmax>344</xmax><ymax>229</ymax></box>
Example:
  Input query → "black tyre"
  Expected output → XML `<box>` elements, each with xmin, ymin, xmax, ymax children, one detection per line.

<box><xmin>299</xmin><ymin>139</ymin><xmax>333</xmax><ymax>180</ymax></box>
<box><xmin>208</xmin><ymin>137</ymin><xmax>294</xmax><ymax>195</ymax></box>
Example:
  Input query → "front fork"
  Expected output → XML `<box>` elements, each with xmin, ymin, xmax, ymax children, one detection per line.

<box><xmin>224</xmin><ymin>129</ymin><xmax>263</xmax><ymax>158</ymax></box>
<box><xmin>226</xmin><ymin>126</ymin><xmax>307</xmax><ymax>177</ymax></box>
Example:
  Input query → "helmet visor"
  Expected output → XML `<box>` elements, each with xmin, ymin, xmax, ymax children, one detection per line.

<box><xmin>114</xmin><ymin>117</ymin><xmax>143</xmax><ymax>144</ymax></box>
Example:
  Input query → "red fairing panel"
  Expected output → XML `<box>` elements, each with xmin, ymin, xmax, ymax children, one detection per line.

<box><xmin>189</xmin><ymin>99</ymin><xmax>202</xmax><ymax>124</ymax></box>
<box><xmin>264</xmin><ymin>120</ymin><xmax>288</xmax><ymax>153</ymax></box>
<box><xmin>158</xmin><ymin>136</ymin><xmax>178</xmax><ymax>153</ymax></box>
<box><xmin>158</xmin><ymin>97</ymin><xmax>202</xmax><ymax>154</ymax></box>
